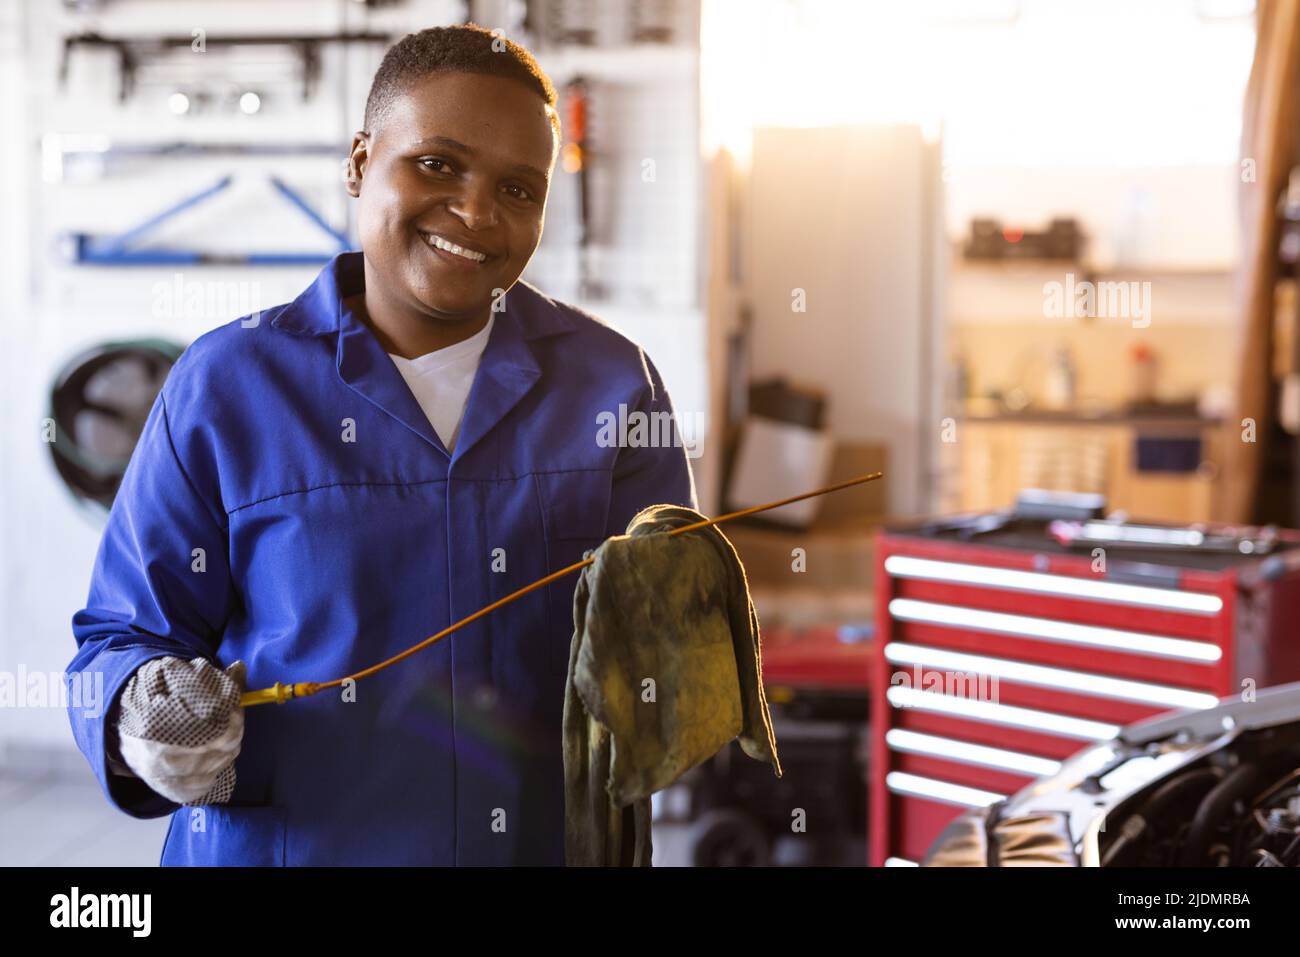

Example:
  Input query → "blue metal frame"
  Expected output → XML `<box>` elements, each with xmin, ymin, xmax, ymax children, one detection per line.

<box><xmin>67</xmin><ymin>175</ymin><xmax>352</xmax><ymax>266</ymax></box>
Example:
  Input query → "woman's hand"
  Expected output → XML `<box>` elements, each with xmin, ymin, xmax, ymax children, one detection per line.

<box><xmin>112</xmin><ymin>657</ymin><xmax>246</xmax><ymax>806</ymax></box>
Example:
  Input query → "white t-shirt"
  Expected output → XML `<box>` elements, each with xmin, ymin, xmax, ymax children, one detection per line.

<box><xmin>387</xmin><ymin>315</ymin><xmax>495</xmax><ymax>453</ymax></box>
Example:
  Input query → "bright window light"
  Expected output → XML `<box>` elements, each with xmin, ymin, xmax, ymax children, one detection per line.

<box><xmin>701</xmin><ymin>0</ymin><xmax>1254</xmax><ymax>166</ymax></box>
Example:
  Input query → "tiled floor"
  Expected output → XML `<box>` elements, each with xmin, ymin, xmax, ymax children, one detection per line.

<box><xmin>0</xmin><ymin>771</ymin><xmax>169</xmax><ymax>866</ymax></box>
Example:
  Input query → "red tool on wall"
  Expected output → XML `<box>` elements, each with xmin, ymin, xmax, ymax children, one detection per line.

<box><xmin>562</xmin><ymin>76</ymin><xmax>605</xmax><ymax>300</ymax></box>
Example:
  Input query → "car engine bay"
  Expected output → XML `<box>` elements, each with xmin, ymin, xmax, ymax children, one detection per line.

<box><xmin>1099</xmin><ymin>725</ymin><xmax>1300</xmax><ymax>867</ymax></box>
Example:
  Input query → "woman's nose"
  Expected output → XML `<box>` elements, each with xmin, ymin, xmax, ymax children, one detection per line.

<box><xmin>447</xmin><ymin>183</ymin><xmax>499</xmax><ymax>230</ymax></box>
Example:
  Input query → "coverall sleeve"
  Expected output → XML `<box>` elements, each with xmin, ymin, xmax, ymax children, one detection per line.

<box><xmin>66</xmin><ymin>385</ymin><xmax>235</xmax><ymax>818</ymax></box>
<box><xmin>605</xmin><ymin>350</ymin><xmax>699</xmax><ymax>537</ymax></box>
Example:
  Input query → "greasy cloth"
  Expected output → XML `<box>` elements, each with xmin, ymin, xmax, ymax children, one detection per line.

<box><xmin>563</xmin><ymin>504</ymin><xmax>783</xmax><ymax>866</ymax></box>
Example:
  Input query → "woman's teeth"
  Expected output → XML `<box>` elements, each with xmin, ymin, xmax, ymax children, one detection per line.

<box><xmin>426</xmin><ymin>234</ymin><xmax>487</xmax><ymax>263</ymax></box>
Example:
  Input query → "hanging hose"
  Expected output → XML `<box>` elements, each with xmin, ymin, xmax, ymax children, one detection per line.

<box><xmin>1179</xmin><ymin>763</ymin><xmax>1266</xmax><ymax>865</ymax></box>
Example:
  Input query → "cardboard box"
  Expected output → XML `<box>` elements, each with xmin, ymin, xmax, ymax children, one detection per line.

<box><xmin>813</xmin><ymin>442</ymin><xmax>888</xmax><ymax>529</ymax></box>
<box><xmin>727</xmin><ymin>523</ymin><xmax>877</xmax><ymax>593</ymax></box>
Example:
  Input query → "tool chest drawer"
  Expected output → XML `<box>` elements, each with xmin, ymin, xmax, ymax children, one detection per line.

<box><xmin>869</xmin><ymin>521</ymin><xmax>1300</xmax><ymax>867</ymax></box>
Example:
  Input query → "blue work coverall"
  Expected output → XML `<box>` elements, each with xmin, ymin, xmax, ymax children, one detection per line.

<box><xmin>66</xmin><ymin>251</ymin><xmax>696</xmax><ymax>865</ymax></box>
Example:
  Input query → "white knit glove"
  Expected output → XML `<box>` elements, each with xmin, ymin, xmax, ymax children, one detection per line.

<box><xmin>110</xmin><ymin>657</ymin><xmax>246</xmax><ymax>806</ymax></box>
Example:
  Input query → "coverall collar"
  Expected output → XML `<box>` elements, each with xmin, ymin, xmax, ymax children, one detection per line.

<box><xmin>270</xmin><ymin>251</ymin><xmax>576</xmax><ymax>463</ymax></box>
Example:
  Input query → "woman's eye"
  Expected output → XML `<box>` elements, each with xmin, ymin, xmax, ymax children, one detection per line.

<box><xmin>419</xmin><ymin>158</ymin><xmax>452</xmax><ymax>173</ymax></box>
<box><xmin>504</xmin><ymin>184</ymin><xmax>532</xmax><ymax>202</ymax></box>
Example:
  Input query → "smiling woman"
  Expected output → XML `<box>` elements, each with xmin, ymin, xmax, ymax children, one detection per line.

<box><xmin>66</xmin><ymin>22</ymin><xmax>699</xmax><ymax>867</ymax></box>
<box><xmin>344</xmin><ymin>29</ymin><xmax>562</xmax><ymax>359</ymax></box>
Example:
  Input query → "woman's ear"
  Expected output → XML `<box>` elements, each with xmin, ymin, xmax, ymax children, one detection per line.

<box><xmin>344</xmin><ymin>132</ymin><xmax>369</xmax><ymax>197</ymax></box>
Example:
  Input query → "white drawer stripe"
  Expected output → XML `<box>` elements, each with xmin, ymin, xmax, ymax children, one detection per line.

<box><xmin>886</xmin><ymin>685</ymin><xmax>1120</xmax><ymax>740</ymax></box>
<box><xmin>886</xmin><ymin>771</ymin><xmax>1004</xmax><ymax>808</ymax></box>
<box><xmin>885</xmin><ymin>642</ymin><xmax>1220</xmax><ymax>710</ymax></box>
<box><xmin>884</xmin><ymin>555</ymin><xmax>1223</xmax><ymax>615</ymax></box>
<box><xmin>886</xmin><ymin>728</ymin><xmax>1061</xmax><ymax>777</ymax></box>
<box><xmin>889</xmin><ymin>597</ymin><xmax>1222</xmax><ymax>662</ymax></box>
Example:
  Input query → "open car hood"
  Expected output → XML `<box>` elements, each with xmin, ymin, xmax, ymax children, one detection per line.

<box><xmin>923</xmin><ymin>680</ymin><xmax>1300</xmax><ymax>867</ymax></box>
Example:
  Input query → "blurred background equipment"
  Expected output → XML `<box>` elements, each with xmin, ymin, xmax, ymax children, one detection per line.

<box><xmin>654</xmin><ymin>619</ymin><xmax>871</xmax><ymax>866</ymax></box>
<box><xmin>47</xmin><ymin>338</ymin><xmax>184</xmax><ymax>519</ymax></box>
<box><xmin>64</xmin><ymin>174</ymin><xmax>351</xmax><ymax>265</ymax></box>
<box><xmin>963</xmin><ymin>216</ymin><xmax>1085</xmax><ymax>262</ymax></box>
<box><xmin>58</xmin><ymin>29</ymin><xmax>392</xmax><ymax>102</ymax></box>
<box><xmin>1220</xmin><ymin>0</ymin><xmax>1300</xmax><ymax>527</ymax></box>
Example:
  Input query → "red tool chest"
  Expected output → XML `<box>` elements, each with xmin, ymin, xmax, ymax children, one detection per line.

<box><xmin>869</xmin><ymin>519</ymin><xmax>1300</xmax><ymax>866</ymax></box>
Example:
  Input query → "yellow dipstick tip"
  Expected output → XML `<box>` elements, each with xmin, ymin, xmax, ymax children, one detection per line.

<box><xmin>240</xmin><ymin>682</ymin><xmax>295</xmax><ymax>707</ymax></box>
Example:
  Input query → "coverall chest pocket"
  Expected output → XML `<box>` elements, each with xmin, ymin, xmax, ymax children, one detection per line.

<box><xmin>537</xmin><ymin>470</ymin><xmax>612</xmax><ymax>674</ymax></box>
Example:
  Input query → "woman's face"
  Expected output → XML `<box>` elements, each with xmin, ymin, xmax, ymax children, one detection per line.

<box><xmin>346</xmin><ymin>71</ymin><xmax>558</xmax><ymax>325</ymax></box>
